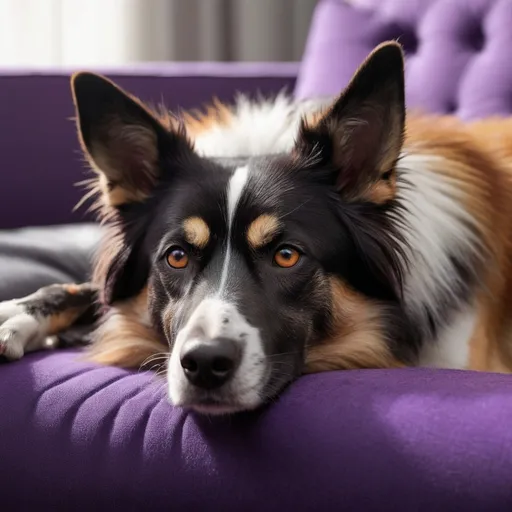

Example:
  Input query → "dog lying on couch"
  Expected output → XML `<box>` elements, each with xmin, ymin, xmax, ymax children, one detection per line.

<box><xmin>1</xmin><ymin>42</ymin><xmax>512</xmax><ymax>415</ymax></box>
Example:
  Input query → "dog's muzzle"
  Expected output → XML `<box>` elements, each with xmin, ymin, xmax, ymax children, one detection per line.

<box><xmin>167</xmin><ymin>297</ymin><xmax>267</xmax><ymax>414</ymax></box>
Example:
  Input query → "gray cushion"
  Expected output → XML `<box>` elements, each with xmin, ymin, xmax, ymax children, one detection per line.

<box><xmin>0</xmin><ymin>223</ymin><xmax>101</xmax><ymax>301</ymax></box>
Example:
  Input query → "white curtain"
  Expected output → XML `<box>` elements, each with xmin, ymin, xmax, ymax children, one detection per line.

<box><xmin>0</xmin><ymin>0</ymin><xmax>317</xmax><ymax>67</ymax></box>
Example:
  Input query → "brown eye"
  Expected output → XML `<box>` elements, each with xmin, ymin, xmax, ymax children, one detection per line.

<box><xmin>274</xmin><ymin>246</ymin><xmax>300</xmax><ymax>268</ymax></box>
<box><xmin>166</xmin><ymin>247</ymin><xmax>189</xmax><ymax>269</ymax></box>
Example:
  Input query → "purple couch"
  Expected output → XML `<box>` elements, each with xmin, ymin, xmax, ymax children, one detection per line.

<box><xmin>2</xmin><ymin>1</ymin><xmax>512</xmax><ymax>510</ymax></box>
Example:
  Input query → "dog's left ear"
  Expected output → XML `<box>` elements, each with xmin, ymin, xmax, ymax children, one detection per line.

<box><xmin>295</xmin><ymin>42</ymin><xmax>405</xmax><ymax>203</ymax></box>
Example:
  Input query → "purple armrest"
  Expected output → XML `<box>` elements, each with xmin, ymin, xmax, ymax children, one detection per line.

<box><xmin>0</xmin><ymin>63</ymin><xmax>298</xmax><ymax>229</ymax></box>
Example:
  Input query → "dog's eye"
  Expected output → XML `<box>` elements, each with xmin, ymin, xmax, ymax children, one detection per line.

<box><xmin>166</xmin><ymin>247</ymin><xmax>189</xmax><ymax>269</ymax></box>
<box><xmin>274</xmin><ymin>246</ymin><xmax>300</xmax><ymax>268</ymax></box>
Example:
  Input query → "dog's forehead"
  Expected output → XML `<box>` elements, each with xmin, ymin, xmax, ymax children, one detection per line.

<box><xmin>154</xmin><ymin>153</ymin><xmax>301</xmax><ymax>246</ymax></box>
<box><xmin>225</xmin><ymin>154</ymin><xmax>294</xmax><ymax>206</ymax></box>
<box><xmin>189</xmin><ymin>155</ymin><xmax>290</xmax><ymax>215</ymax></box>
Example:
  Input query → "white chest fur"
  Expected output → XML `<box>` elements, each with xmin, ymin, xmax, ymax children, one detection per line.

<box><xmin>418</xmin><ymin>305</ymin><xmax>477</xmax><ymax>369</ymax></box>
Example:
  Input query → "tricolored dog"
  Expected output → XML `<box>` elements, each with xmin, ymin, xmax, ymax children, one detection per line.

<box><xmin>2</xmin><ymin>42</ymin><xmax>512</xmax><ymax>414</ymax></box>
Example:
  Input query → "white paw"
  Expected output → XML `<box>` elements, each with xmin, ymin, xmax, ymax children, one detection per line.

<box><xmin>0</xmin><ymin>301</ymin><xmax>48</xmax><ymax>361</ymax></box>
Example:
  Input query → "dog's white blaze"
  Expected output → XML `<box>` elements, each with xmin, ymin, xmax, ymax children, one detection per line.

<box><xmin>217</xmin><ymin>165</ymin><xmax>249</xmax><ymax>298</ymax></box>
<box><xmin>396</xmin><ymin>154</ymin><xmax>485</xmax><ymax>335</ymax></box>
<box><xmin>418</xmin><ymin>305</ymin><xmax>476</xmax><ymax>369</ymax></box>
<box><xmin>167</xmin><ymin>297</ymin><xmax>265</xmax><ymax>409</ymax></box>
<box><xmin>168</xmin><ymin>165</ymin><xmax>267</xmax><ymax>411</ymax></box>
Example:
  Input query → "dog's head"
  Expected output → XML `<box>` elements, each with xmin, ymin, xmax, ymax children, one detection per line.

<box><xmin>72</xmin><ymin>42</ymin><xmax>411</xmax><ymax>414</ymax></box>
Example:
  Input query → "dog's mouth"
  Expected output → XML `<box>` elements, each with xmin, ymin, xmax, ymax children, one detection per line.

<box><xmin>172</xmin><ymin>369</ymin><xmax>276</xmax><ymax>415</ymax></box>
<box><xmin>187</xmin><ymin>398</ymin><xmax>251</xmax><ymax>415</ymax></box>
<box><xmin>177</xmin><ymin>394</ymin><xmax>261</xmax><ymax>415</ymax></box>
<box><xmin>175</xmin><ymin>368</ymin><xmax>297</xmax><ymax>415</ymax></box>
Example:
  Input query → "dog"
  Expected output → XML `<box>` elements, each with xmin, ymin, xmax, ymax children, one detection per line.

<box><xmin>2</xmin><ymin>41</ymin><xmax>512</xmax><ymax>415</ymax></box>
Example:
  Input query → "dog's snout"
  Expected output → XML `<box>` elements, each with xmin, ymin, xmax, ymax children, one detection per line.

<box><xmin>180</xmin><ymin>337</ymin><xmax>241</xmax><ymax>390</ymax></box>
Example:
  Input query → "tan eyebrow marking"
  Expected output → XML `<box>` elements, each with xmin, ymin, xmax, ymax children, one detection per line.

<box><xmin>247</xmin><ymin>214</ymin><xmax>281</xmax><ymax>249</ymax></box>
<box><xmin>183</xmin><ymin>216</ymin><xmax>210</xmax><ymax>249</ymax></box>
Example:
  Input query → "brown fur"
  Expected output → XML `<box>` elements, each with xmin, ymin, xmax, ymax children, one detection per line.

<box><xmin>305</xmin><ymin>278</ymin><xmax>402</xmax><ymax>372</ymax></box>
<box><xmin>403</xmin><ymin>114</ymin><xmax>512</xmax><ymax>373</ymax></box>
<box><xmin>47</xmin><ymin>284</ymin><xmax>91</xmax><ymax>333</ymax></box>
<box><xmin>182</xmin><ymin>98</ymin><xmax>233</xmax><ymax>137</ymax></box>
<box><xmin>91</xmin><ymin>225</ymin><xmax>126</xmax><ymax>303</ymax></box>
<box><xmin>85</xmin><ymin>288</ymin><xmax>165</xmax><ymax>368</ymax></box>
<box><xmin>183</xmin><ymin>217</ymin><xmax>211</xmax><ymax>249</ymax></box>
<box><xmin>246</xmin><ymin>214</ymin><xmax>281</xmax><ymax>250</ymax></box>
<box><xmin>47</xmin><ymin>308</ymin><xmax>89</xmax><ymax>335</ymax></box>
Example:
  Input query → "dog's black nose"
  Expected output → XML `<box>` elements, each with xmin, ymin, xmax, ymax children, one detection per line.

<box><xmin>180</xmin><ymin>338</ymin><xmax>241</xmax><ymax>390</ymax></box>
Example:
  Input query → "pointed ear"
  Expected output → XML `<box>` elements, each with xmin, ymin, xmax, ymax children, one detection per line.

<box><xmin>296</xmin><ymin>42</ymin><xmax>406</xmax><ymax>203</ymax></box>
<box><xmin>72</xmin><ymin>73</ymin><xmax>190</xmax><ymax>304</ymax></box>
<box><xmin>71</xmin><ymin>72</ymin><xmax>188</xmax><ymax>208</ymax></box>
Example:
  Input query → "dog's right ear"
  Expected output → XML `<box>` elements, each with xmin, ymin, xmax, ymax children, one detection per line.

<box><xmin>72</xmin><ymin>73</ymin><xmax>193</xmax><ymax>305</ymax></box>
<box><xmin>71</xmin><ymin>72</ymin><xmax>191</xmax><ymax>208</ymax></box>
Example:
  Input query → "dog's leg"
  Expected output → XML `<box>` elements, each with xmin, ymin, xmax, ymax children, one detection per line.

<box><xmin>0</xmin><ymin>283</ymin><xmax>98</xmax><ymax>361</ymax></box>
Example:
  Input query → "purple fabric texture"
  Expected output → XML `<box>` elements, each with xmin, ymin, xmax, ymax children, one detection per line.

<box><xmin>2</xmin><ymin>350</ymin><xmax>512</xmax><ymax>511</ymax></box>
<box><xmin>295</xmin><ymin>0</ymin><xmax>512</xmax><ymax>120</ymax></box>
<box><xmin>0</xmin><ymin>63</ymin><xmax>297</xmax><ymax>229</ymax></box>
<box><xmin>2</xmin><ymin>1</ymin><xmax>512</xmax><ymax>509</ymax></box>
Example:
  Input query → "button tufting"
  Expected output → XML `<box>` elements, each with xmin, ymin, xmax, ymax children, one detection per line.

<box><xmin>295</xmin><ymin>0</ymin><xmax>512</xmax><ymax>118</ymax></box>
<box><xmin>466</xmin><ymin>21</ymin><xmax>485</xmax><ymax>52</ymax></box>
<box><xmin>446</xmin><ymin>101</ymin><xmax>458</xmax><ymax>114</ymax></box>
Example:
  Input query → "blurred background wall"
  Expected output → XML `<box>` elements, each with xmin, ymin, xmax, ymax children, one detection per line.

<box><xmin>0</xmin><ymin>0</ymin><xmax>318</xmax><ymax>67</ymax></box>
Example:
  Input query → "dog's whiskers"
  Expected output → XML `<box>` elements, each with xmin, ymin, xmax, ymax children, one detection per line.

<box><xmin>145</xmin><ymin>362</ymin><xmax>166</xmax><ymax>374</ymax></box>
<box><xmin>264</xmin><ymin>351</ymin><xmax>297</xmax><ymax>359</ymax></box>
<box><xmin>139</xmin><ymin>352</ymin><xmax>169</xmax><ymax>373</ymax></box>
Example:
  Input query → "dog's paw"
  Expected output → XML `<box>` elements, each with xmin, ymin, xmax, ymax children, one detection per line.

<box><xmin>0</xmin><ymin>283</ymin><xmax>98</xmax><ymax>361</ymax></box>
<box><xmin>0</xmin><ymin>300</ymin><xmax>48</xmax><ymax>361</ymax></box>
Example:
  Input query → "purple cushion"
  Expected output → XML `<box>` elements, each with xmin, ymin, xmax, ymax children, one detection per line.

<box><xmin>2</xmin><ymin>350</ymin><xmax>512</xmax><ymax>510</ymax></box>
<box><xmin>295</xmin><ymin>0</ymin><xmax>512</xmax><ymax>120</ymax></box>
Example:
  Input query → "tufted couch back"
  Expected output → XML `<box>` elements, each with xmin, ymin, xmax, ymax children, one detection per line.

<box><xmin>295</xmin><ymin>0</ymin><xmax>512</xmax><ymax>120</ymax></box>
